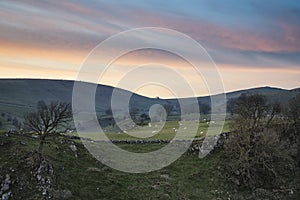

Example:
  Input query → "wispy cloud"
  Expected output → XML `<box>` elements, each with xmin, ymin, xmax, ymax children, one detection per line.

<box><xmin>0</xmin><ymin>0</ymin><xmax>299</xmax><ymax>97</ymax></box>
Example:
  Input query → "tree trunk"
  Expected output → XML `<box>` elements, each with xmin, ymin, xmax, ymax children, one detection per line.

<box><xmin>38</xmin><ymin>134</ymin><xmax>46</xmax><ymax>158</ymax></box>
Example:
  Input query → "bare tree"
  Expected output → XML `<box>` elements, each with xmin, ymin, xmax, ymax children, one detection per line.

<box><xmin>24</xmin><ymin>101</ymin><xmax>72</xmax><ymax>155</ymax></box>
<box><xmin>231</xmin><ymin>93</ymin><xmax>280</xmax><ymax>131</ymax></box>
<box><xmin>233</xmin><ymin>94</ymin><xmax>268</xmax><ymax>127</ymax></box>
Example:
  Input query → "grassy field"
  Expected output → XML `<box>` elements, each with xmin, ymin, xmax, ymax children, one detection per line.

<box><xmin>67</xmin><ymin>120</ymin><xmax>231</xmax><ymax>141</ymax></box>
<box><xmin>1</xmin><ymin>129</ymin><xmax>299</xmax><ymax>199</ymax></box>
<box><xmin>0</xmin><ymin>130</ymin><xmax>229</xmax><ymax>199</ymax></box>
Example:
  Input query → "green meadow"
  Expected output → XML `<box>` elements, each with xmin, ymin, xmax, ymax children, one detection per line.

<box><xmin>67</xmin><ymin>120</ymin><xmax>231</xmax><ymax>141</ymax></box>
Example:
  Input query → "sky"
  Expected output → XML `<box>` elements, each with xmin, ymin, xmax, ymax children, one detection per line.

<box><xmin>0</xmin><ymin>0</ymin><xmax>300</xmax><ymax>98</ymax></box>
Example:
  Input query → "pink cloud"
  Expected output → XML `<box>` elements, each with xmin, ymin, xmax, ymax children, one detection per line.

<box><xmin>61</xmin><ymin>1</ymin><xmax>93</xmax><ymax>15</ymax></box>
<box><xmin>120</xmin><ymin>7</ymin><xmax>300</xmax><ymax>53</ymax></box>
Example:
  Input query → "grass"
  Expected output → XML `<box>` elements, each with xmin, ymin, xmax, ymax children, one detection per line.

<box><xmin>67</xmin><ymin>120</ymin><xmax>231</xmax><ymax>141</ymax></box>
<box><xmin>1</xmin><ymin>129</ymin><xmax>299</xmax><ymax>199</ymax></box>
<box><xmin>0</xmin><ymin>131</ymin><xmax>229</xmax><ymax>200</ymax></box>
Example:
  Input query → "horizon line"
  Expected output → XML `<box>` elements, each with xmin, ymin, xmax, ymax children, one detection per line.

<box><xmin>0</xmin><ymin>77</ymin><xmax>299</xmax><ymax>99</ymax></box>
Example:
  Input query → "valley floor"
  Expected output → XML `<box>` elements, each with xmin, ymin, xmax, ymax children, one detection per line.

<box><xmin>0</xmin><ymin>131</ymin><xmax>299</xmax><ymax>199</ymax></box>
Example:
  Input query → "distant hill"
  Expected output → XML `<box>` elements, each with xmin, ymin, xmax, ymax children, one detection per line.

<box><xmin>0</xmin><ymin>79</ymin><xmax>166</xmax><ymax>117</ymax></box>
<box><xmin>224</xmin><ymin>86</ymin><xmax>300</xmax><ymax>104</ymax></box>
<box><xmin>169</xmin><ymin>86</ymin><xmax>299</xmax><ymax>110</ymax></box>
<box><xmin>0</xmin><ymin>79</ymin><xmax>299</xmax><ymax>128</ymax></box>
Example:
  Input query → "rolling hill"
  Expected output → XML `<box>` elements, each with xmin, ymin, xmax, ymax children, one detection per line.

<box><xmin>0</xmin><ymin>79</ymin><xmax>299</xmax><ymax>129</ymax></box>
<box><xmin>0</xmin><ymin>79</ymin><xmax>166</xmax><ymax>117</ymax></box>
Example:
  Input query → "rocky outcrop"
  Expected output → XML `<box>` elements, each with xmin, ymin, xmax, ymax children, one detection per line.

<box><xmin>35</xmin><ymin>159</ymin><xmax>54</xmax><ymax>199</ymax></box>
<box><xmin>0</xmin><ymin>174</ymin><xmax>11</xmax><ymax>200</ymax></box>
<box><xmin>69</xmin><ymin>144</ymin><xmax>78</xmax><ymax>158</ymax></box>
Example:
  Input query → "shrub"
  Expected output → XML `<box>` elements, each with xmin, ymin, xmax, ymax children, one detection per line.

<box><xmin>222</xmin><ymin>129</ymin><xmax>295</xmax><ymax>189</ymax></box>
<box><xmin>220</xmin><ymin>94</ymin><xmax>295</xmax><ymax>189</ymax></box>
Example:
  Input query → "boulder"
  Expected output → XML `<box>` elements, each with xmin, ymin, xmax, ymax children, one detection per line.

<box><xmin>0</xmin><ymin>174</ymin><xmax>11</xmax><ymax>200</ymax></box>
<box><xmin>1</xmin><ymin>174</ymin><xmax>11</xmax><ymax>192</ymax></box>
<box><xmin>69</xmin><ymin>145</ymin><xmax>78</xmax><ymax>158</ymax></box>
<box><xmin>1</xmin><ymin>192</ymin><xmax>11</xmax><ymax>200</ymax></box>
